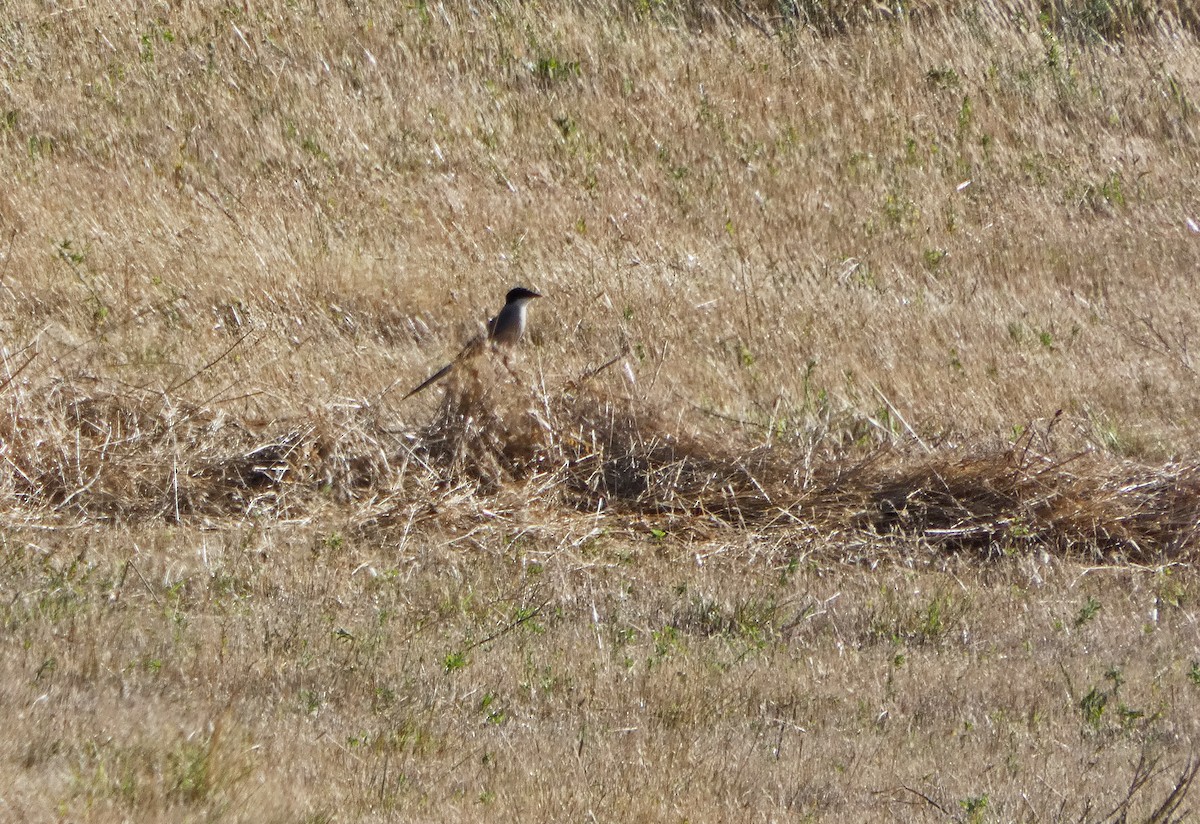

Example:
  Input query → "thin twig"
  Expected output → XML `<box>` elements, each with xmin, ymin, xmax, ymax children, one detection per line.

<box><xmin>869</xmin><ymin>381</ymin><xmax>930</xmax><ymax>453</ymax></box>
<box><xmin>0</xmin><ymin>348</ymin><xmax>39</xmax><ymax>394</ymax></box>
<box><xmin>898</xmin><ymin>784</ymin><xmax>953</xmax><ymax>816</ymax></box>
<box><xmin>566</xmin><ymin>349</ymin><xmax>629</xmax><ymax>390</ymax></box>
<box><xmin>168</xmin><ymin>329</ymin><xmax>255</xmax><ymax>393</ymax></box>
<box><xmin>127</xmin><ymin>557</ymin><xmax>161</xmax><ymax>606</ymax></box>
<box><xmin>461</xmin><ymin>596</ymin><xmax>553</xmax><ymax>654</ymax></box>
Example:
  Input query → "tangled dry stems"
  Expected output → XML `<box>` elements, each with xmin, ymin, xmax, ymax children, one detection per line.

<box><xmin>617</xmin><ymin>0</ymin><xmax>1200</xmax><ymax>40</ymax></box>
<box><xmin>4</xmin><ymin>362</ymin><xmax>1196</xmax><ymax>563</ymax></box>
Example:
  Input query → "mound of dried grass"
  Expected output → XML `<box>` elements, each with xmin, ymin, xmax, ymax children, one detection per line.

<box><xmin>1</xmin><ymin>363</ymin><xmax>1196</xmax><ymax>562</ymax></box>
<box><xmin>852</xmin><ymin>447</ymin><xmax>1200</xmax><ymax>561</ymax></box>
<box><xmin>406</xmin><ymin>367</ymin><xmax>1200</xmax><ymax>562</ymax></box>
<box><xmin>0</xmin><ymin>378</ymin><xmax>397</xmax><ymax>522</ymax></box>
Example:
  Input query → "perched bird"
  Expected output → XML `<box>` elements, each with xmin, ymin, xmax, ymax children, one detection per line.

<box><xmin>402</xmin><ymin>286</ymin><xmax>541</xmax><ymax>401</ymax></box>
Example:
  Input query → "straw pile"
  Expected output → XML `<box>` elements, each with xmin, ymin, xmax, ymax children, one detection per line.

<box><xmin>1</xmin><ymin>366</ymin><xmax>1196</xmax><ymax>562</ymax></box>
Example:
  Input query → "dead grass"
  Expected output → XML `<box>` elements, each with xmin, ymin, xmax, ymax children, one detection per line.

<box><xmin>1</xmin><ymin>1</ymin><xmax>1200</xmax><ymax>820</ymax></box>
<box><xmin>4</xmin><ymin>519</ymin><xmax>1200</xmax><ymax>821</ymax></box>
<box><xmin>0</xmin><ymin>371</ymin><xmax>1195</xmax><ymax>565</ymax></box>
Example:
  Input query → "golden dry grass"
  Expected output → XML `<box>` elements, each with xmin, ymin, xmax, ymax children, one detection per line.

<box><xmin>2</xmin><ymin>0</ymin><xmax>1200</xmax><ymax>820</ymax></box>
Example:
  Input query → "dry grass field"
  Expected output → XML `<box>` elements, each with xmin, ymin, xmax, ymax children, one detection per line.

<box><xmin>2</xmin><ymin>0</ymin><xmax>1200</xmax><ymax>820</ymax></box>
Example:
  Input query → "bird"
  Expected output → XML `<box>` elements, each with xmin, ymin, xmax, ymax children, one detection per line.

<box><xmin>401</xmin><ymin>286</ymin><xmax>541</xmax><ymax>401</ymax></box>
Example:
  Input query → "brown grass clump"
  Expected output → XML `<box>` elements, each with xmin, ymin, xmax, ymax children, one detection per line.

<box><xmin>0</xmin><ymin>376</ymin><xmax>395</xmax><ymax>522</ymax></box>
<box><xmin>539</xmin><ymin>384</ymin><xmax>1200</xmax><ymax>562</ymax></box>
<box><xmin>859</xmin><ymin>446</ymin><xmax>1200</xmax><ymax>559</ymax></box>
<box><xmin>1</xmin><ymin>358</ymin><xmax>1196</xmax><ymax>562</ymax></box>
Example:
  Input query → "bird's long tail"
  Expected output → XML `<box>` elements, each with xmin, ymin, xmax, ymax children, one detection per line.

<box><xmin>401</xmin><ymin>362</ymin><xmax>454</xmax><ymax>401</ymax></box>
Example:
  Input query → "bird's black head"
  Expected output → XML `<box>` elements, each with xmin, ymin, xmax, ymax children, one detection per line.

<box><xmin>505</xmin><ymin>286</ymin><xmax>541</xmax><ymax>303</ymax></box>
